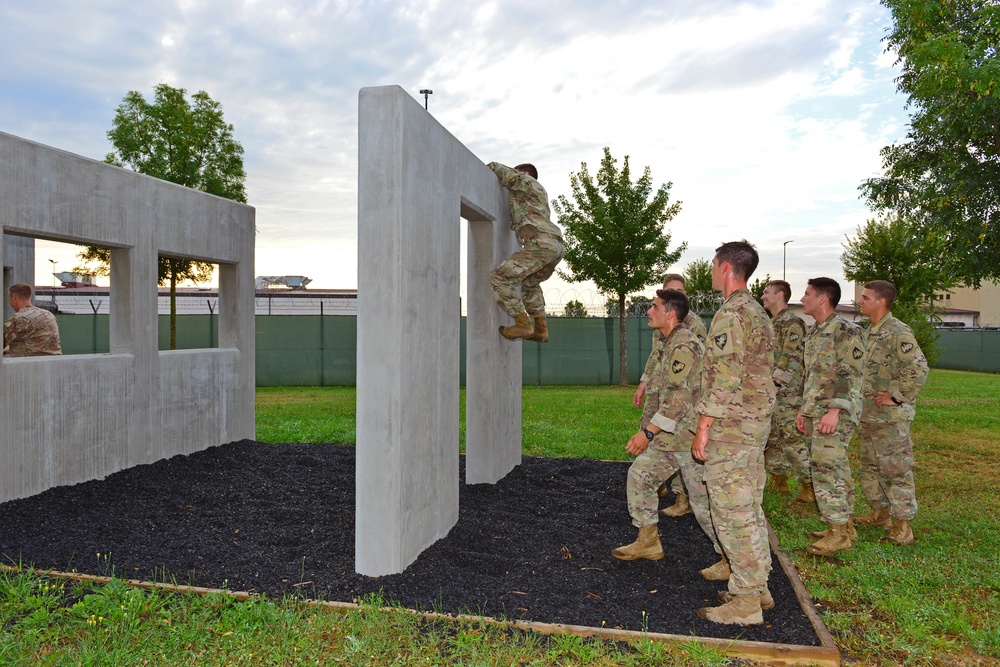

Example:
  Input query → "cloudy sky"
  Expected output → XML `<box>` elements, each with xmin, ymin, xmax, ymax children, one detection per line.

<box><xmin>1</xmin><ymin>0</ymin><xmax>906</xmax><ymax>311</ymax></box>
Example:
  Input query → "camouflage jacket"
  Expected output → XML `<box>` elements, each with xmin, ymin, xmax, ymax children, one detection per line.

<box><xmin>695</xmin><ymin>289</ymin><xmax>776</xmax><ymax>444</ymax></box>
<box><xmin>640</xmin><ymin>310</ymin><xmax>707</xmax><ymax>383</ymax></box>
<box><xmin>641</xmin><ymin>326</ymin><xmax>704</xmax><ymax>451</ymax></box>
<box><xmin>801</xmin><ymin>313</ymin><xmax>863</xmax><ymax>423</ymax></box>
<box><xmin>487</xmin><ymin>162</ymin><xmax>563</xmax><ymax>243</ymax></box>
<box><xmin>3</xmin><ymin>305</ymin><xmax>62</xmax><ymax>357</ymax></box>
<box><xmin>860</xmin><ymin>313</ymin><xmax>928</xmax><ymax>424</ymax></box>
<box><xmin>771</xmin><ymin>308</ymin><xmax>807</xmax><ymax>408</ymax></box>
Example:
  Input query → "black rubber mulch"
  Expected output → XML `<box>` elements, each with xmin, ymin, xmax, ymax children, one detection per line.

<box><xmin>0</xmin><ymin>440</ymin><xmax>818</xmax><ymax>645</ymax></box>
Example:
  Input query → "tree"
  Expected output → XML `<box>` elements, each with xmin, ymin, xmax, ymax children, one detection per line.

<box><xmin>841</xmin><ymin>214</ymin><xmax>954</xmax><ymax>363</ymax></box>
<box><xmin>682</xmin><ymin>259</ymin><xmax>720</xmax><ymax>317</ymax></box>
<box><xmin>77</xmin><ymin>83</ymin><xmax>247</xmax><ymax>349</ymax></box>
<box><xmin>749</xmin><ymin>274</ymin><xmax>772</xmax><ymax>307</ymax></box>
<box><xmin>554</xmin><ymin>147</ymin><xmax>686</xmax><ymax>385</ymax></box>
<box><xmin>860</xmin><ymin>0</ymin><xmax>1000</xmax><ymax>286</ymax></box>
<box><xmin>563</xmin><ymin>300</ymin><xmax>587</xmax><ymax>317</ymax></box>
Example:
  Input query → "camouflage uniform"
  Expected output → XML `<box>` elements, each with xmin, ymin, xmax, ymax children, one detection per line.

<box><xmin>3</xmin><ymin>305</ymin><xmax>62</xmax><ymax>357</ymax></box>
<box><xmin>696</xmin><ymin>289</ymin><xmax>775</xmax><ymax>596</ymax></box>
<box><xmin>764</xmin><ymin>308</ymin><xmax>809</xmax><ymax>482</ymax></box>
<box><xmin>627</xmin><ymin>327</ymin><xmax>721</xmax><ymax>550</ymax></box>
<box><xmin>859</xmin><ymin>314</ymin><xmax>928</xmax><ymax>521</ymax></box>
<box><xmin>487</xmin><ymin>162</ymin><xmax>564</xmax><ymax>318</ymax></box>
<box><xmin>800</xmin><ymin>313</ymin><xmax>864</xmax><ymax>525</ymax></box>
<box><xmin>640</xmin><ymin>312</ymin><xmax>707</xmax><ymax>496</ymax></box>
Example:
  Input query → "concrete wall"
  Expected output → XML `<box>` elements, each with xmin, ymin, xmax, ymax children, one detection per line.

<box><xmin>356</xmin><ymin>85</ymin><xmax>522</xmax><ymax>576</ymax></box>
<box><xmin>0</xmin><ymin>131</ymin><xmax>255</xmax><ymax>503</ymax></box>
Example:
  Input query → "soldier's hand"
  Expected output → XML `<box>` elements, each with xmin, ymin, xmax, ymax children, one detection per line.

<box><xmin>691</xmin><ymin>428</ymin><xmax>708</xmax><ymax>462</ymax></box>
<box><xmin>632</xmin><ymin>382</ymin><xmax>647</xmax><ymax>408</ymax></box>
<box><xmin>817</xmin><ymin>409</ymin><xmax>840</xmax><ymax>435</ymax></box>
<box><xmin>873</xmin><ymin>391</ymin><xmax>895</xmax><ymax>407</ymax></box>
<box><xmin>795</xmin><ymin>412</ymin><xmax>806</xmax><ymax>433</ymax></box>
<box><xmin>626</xmin><ymin>432</ymin><xmax>649</xmax><ymax>456</ymax></box>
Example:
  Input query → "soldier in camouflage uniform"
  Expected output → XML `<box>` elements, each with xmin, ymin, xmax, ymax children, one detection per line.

<box><xmin>486</xmin><ymin>162</ymin><xmax>564</xmax><ymax>343</ymax></box>
<box><xmin>796</xmin><ymin>277</ymin><xmax>864</xmax><ymax>557</ymax></box>
<box><xmin>612</xmin><ymin>289</ymin><xmax>721</xmax><ymax>562</ymax></box>
<box><xmin>692</xmin><ymin>241</ymin><xmax>776</xmax><ymax>625</ymax></box>
<box><xmin>760</xmin><ymin>280</ymin><xmax>810</xmax><ymax>499</ymax></box>
<box><xmin>632</xmin><ymin>273</ymin><xmax>708</xmax><ymax>518</ymax></box>
<box><xmin>856</xmin><ymin>280</ymin><xmax>929</xmax><ymax>546</ymax></box>
<box><xmin>3</xmin><ymin>283</ymin><xmax>62</xmax><ymax>357</ymax></box>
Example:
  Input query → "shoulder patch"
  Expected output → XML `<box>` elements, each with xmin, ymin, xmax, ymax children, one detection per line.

<box><xmin>897</xmin><ymin>334</ymin><xmax>918</xmax><ymax>360</ymax></box>
<box><xmin>668</xmin><ymin>348</ymin><xmax>696</xmax><ymax>383</ymax></box>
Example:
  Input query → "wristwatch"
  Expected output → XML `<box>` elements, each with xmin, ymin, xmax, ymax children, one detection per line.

<box><xmin>642</xmin><ymin>427</ymin><xmax>655</xmax><ymax>440</ymax></box>
<box><xmin>891</xmin><ymin>396</ymin><xmax>902</xmax><ymax>406</ymax></box>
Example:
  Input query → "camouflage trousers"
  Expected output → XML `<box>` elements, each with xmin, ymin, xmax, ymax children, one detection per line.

<box><xmin>490</xmin><ymin>236</ymin><xmax>563</xmax><ymax>318</ymax></box>
<box><xmin>626</xmin><ymin>446</ymin><xmax>721</xmax><ymax>552</ymax></box>
<box><xmin>703</xmin><ymin>439</ymin><xmax>771</xmax><ymax>595</ymax></box>
<box><xmin>803</xmin><ymin>417</ymin><xmax>857</xmax><ymax>525</ymax></box>
<box><xmin>764</xmin><ymin>404</ymin><xmax>811</xmax><ymax>482</ymax></box>
<box><xmin>858</xmin><ymin>420</ymin><xmax>918</xmax><ymax>521</ymax></box>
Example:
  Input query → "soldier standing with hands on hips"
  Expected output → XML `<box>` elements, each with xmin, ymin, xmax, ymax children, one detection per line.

<box><xmin>856</xmin><ymin>280</ymin><xmax>928</xmax><ymax>546</ymax></box>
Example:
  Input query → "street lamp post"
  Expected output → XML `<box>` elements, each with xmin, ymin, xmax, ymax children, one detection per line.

<box><xmin>48</xmin><ymin>259</ymin><xmax>57</xmax><ymax>305</ymax></box>
<box><xmin>419</xmin><ymin>89</ymin><xmax>433</xmax><ymax>110</ymax></box>
<box><xmin>783</xmin><ymin>240</ymin><xmax>794</xmax><ymax>281</ymax></box>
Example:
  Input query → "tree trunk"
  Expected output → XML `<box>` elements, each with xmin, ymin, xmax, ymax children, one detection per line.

<box><xmin>170</xmin><ymin>260</ymin><xmax>177</xmax><ymax>350</ymax></box>
<box><xmin>618</xmin><ymin>293</ymin><xmax>628</xmax><ymax>386</ymax></box>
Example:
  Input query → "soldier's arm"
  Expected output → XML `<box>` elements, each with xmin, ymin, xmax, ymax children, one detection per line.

<box><xmin>650</xmin><ymin>341</ymin><xmax>698</xmax><ymax>434</ymax></box>
<box><xmin>487</xmin><ymin>162</ymin><xmax>521</xmax><ymax>190</ymax></box>
<box><xmin>774</xmin><ymin>318</ymin><xmax>806</xmax><ymax>387</ymax></box>
<box><xmin>695</xmin><ymin>310</ymin><xmax>743</xmax><ymax>417</ymax></box>
<box><xmin>889</xmin><ymin>330</ymin><xmax>930</xmax><ymax>404</ymax></box>
<box><xmin>832</xmin><ymin>325</ymin><xmax>865</xmax><ymax>416</ymax></box>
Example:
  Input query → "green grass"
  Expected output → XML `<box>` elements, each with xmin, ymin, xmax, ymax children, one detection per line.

<box><xmin>4</xmin><ymin>370</ymin><xmax>998</xmax><ymax>665</ymax></box>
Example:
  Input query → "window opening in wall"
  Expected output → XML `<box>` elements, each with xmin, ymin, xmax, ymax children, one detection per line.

<box><xmin>2</xmin><ymin>237</ymin><xmax>113</xmax><ymax>356</ymax></box>
<box><xmin>156</xmin><ymin>256</ymin><xmax>220</xmax><ymax>351</ymax></box>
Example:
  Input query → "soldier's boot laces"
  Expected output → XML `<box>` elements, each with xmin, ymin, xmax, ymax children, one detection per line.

<box><xmin>855</xmin><ymin>507</ymin><xmax>892</xmax><ymax>529</ymax></box>
<box><xmin>882</xmin><ymin>519</ymin><xmax>915</xmax><ymax>546</ymax></box>
<box><xmin>697</xmin><ymin>593</ymin><xmax>764</xmax><ymax>625</ymax></box>
<box><xmin>808</xmin><ymin>517</ymin><xmax>857</xmax><ymax>541</ymax></box>
<box><xmin>611</xmin><ymin>525</ymin><xmax>663</xmax><ymax>561</ymax></box>
<box><xmin>794</xmin><ymin>482</ymin><xmax>816</xmax><ymax>505</ymax></box>
<box><xmin>656</xmin><ymin>482</ymin><xmax>669</xmax><ymax>498</ymax></box>
<box><xmin>718</xmin><ymin>587</ymin><xmax>775</xmax><ymax>611</ymax></box>
<box><xmin>523</xmin><ymin>315</ymin><xmax>549</xmax><ymax>343</ymax></box>
<box><xmin>499</xmin><ymin>313</ymin><xmax>534</xmax><ymax>340</ymax></box>
<box><xmin>660</xmin><ymin>493</ymin><xmax>691</xmax><ymax>517</ymax></box>
<box><xmin>699</xmin><ymin>557</ymin><xmax>731</xmax><ymax>581</ymax></box>
<box><xmin>806</xmin><ymin>522</ymin><xmax>853</xmax><ymax>557</ymax></box>
<box><xmin>768</xmin><ymin>473</ymin><xmax>790</xmax><ymax>494</ymax></box>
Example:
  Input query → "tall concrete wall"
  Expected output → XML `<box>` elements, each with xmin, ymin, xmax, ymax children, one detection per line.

<box><xmin>0</xmin><ymin>131</ymin><xmax>255</xmax><ymax>503</ymax></box>
<box><xmin>356</xmin><ymin>85</ymin><xmax>522</xmax><ymax>576</ymax></box>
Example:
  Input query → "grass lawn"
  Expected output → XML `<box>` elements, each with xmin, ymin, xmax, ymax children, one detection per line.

<box><xmin>3</xmin><ymin>370</ymin><xmax>998</xmax><ymax>666</ymax></box>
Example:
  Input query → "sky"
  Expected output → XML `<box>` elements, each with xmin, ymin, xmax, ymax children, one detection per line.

<box><xmin>1</xmin><ymin>0</ymin><xmax>908</xmax><ymax>313</ymax></box>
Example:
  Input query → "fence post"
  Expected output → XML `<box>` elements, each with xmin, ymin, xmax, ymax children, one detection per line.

<box><xmin>89</xmin><ymin>299</ymin><xmax>101</xmax><ymax>353</ymax></box>
<box><xmin>320</xmin><ymin>300</ymin><xmax>326</xmax><ymax>387</ymax></box>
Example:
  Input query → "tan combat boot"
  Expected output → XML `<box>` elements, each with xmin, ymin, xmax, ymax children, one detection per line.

<box><xmin>882</xmin><ymin>519</ymin><xmax>915</xmax><ymax>546</ymax></box>
<box><xmin>806</xmin><ymin>522</ymin><xmax>853</xmax><ymax>556</ymax></box>
<box><xmin>808</xmin><ymin>517</ymin><xmax>857</xmax><ymax>541</ymax></box>
<box><xmin>795</xmin><ymin>482</ymin><xmax>815</xmax><ymax>505</ymax></box>
<box><xmin>611</xmin><ymin>525</ymin><xmax>664</xmax><ymax>561</ymax></box>
<box><xmin>524</xmin><ymin>316</ymin><xmax>549</xmax><ymax>342</ymax></box>
<box><xmin>656</xmin><ymin>482</ymin><xmax>669</xmax><ymax>498</ymax></box>
<box><xmin>697</xmin><ymin>593</ymin><xmax>764</xmax><ymax>625</ymax></box>
<box><xmin>855</xmin><ymin>507</ymin><xmax>892</xmax><ymax>529</ymax></box>
<box><xmin>768</xmin><ymin>473</ymin><xmax>790</xmax><ymax>494</ymax></box>
<box><xmin>717</xmin><ymin>587</ymin><xmax>775</xmax><ymax>611</ymax></box>
<box><xmin>499</xmin><ymin>313</ymin><xmax>534</xmax><ymax>340</ymax></box>
<box><xmin>660</xmin><ymin>493</ymin><xmax>691</xmax><ymax>517</ymax></box>
<box><xmin>699</xmin><ymin>557</ymin><xmax>731</xmax><ymax>581</ymax></box>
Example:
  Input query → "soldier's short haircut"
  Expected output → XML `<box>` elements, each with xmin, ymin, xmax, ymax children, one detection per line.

<box><xmin>656</xmin><ymin>288</ymin><xmax>690</xmax><ymax>322</ymax></box>
<box><xmin>515</xmin><ymin>163</ymin><xmax>538</xmax><ymax>179</ymax></box>
<box><xmin>807</xmin><ymin>277</ymin><xmax>841</xmax><ymax>307</ymax></box>
<box><xmin>714</xmin><ymin>240</ymin><xmax>759</xmax><ymax>281</ymax></box>
<box><xmin>7</xmin><ymin>283</ymin><xmax>32</xmax><ymax>300</ymax></box>
<box><xmin>662</xmin><ymin>273</ymin><xmax>685</xmax><ymax>287</ymax></box>
<box><xmin>864</xmin><ymin>280</ymin><xmax>897</xmax><ymax>309</ymax></box>
<box><xmin>766</xmin><ymin>280</ymin><xmax>792</xmax><ymax>304</ymax></box>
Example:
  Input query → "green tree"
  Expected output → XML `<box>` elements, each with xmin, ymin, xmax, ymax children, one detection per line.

<box><xmin>563</xmin><ymin>299</ymin><xmax>587</xmax><ymax>318</ymax></box>
<box><xmin>77</xmin><ymin>83</ymin><xmax>247</xmax><ymax>349</ymax></box>
<box><xmin>749</xmin><ymin>274</ymin><xmax>772</xmax><ymax>307</ymax></box>
<box><xmin>860</xmin><ymin>0</ymin><xmax>1000</xmax><ymax>286</ymax></box>
<box><xmin>841</xmin><ymin>214</ymin><xmax>954</xmax><ymax>364</ymax></box>
<box><xmin>682</xmin><ymin>259</ymin><xmax>720</xmax><ymax>317</ymax></box>
<box><xmin>554</xmin><ymin>147</ymin><xmax>685</xmax><ymax>385</ymax></box>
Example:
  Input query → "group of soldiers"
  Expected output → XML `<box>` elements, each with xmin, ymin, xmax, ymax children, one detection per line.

<box><xmin>485</xmin><ymin>164</ymin><xmax>928</xmax><ymax>626</ymax></box>
<box><xmin>613</xmin><ymin>244</ymin><xmax>928</xmax><ymax>626</ymax></box>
